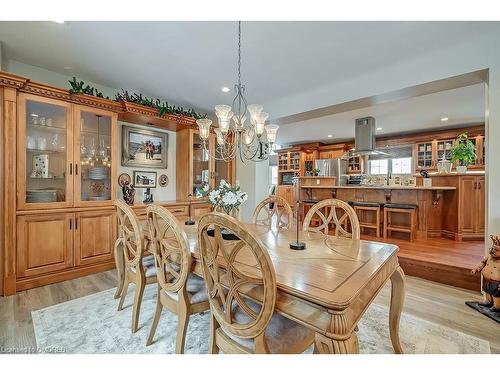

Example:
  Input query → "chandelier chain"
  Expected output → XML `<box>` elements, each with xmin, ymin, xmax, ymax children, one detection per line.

<box><xmin>237</xmin><ymin>21</ymin><xmax>241</xmax><ymax>87</ymax></box>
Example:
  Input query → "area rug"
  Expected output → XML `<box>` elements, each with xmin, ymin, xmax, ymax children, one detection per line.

<box><xmin>32</xmin><ymin>284</ymin><xmax>490</xmax><ymax>354</ymax></box>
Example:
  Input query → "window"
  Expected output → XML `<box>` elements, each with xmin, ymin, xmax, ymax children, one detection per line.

<box><xmin>369</xmin><ymin>159</ymin><xmax>389</xmax><ymax>175</ymax></box>
<box><xmin>391</xmin><ymin>157</ymin><xmax>412</xmax><ymax>174</ymax></box>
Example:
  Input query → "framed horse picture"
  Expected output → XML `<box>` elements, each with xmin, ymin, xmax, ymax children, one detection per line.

<box><xmin>122</xmin><ymin>125</ymin><xmax>168</xmax><ymax>168</ymax></box>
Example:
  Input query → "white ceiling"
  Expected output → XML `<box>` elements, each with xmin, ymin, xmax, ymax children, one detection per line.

<box><xmin>276</xmin><ymin>84</ymin><xmax>485</xmax><ymax>145</ymax></box>
<box><xmin>0</xmin><ymin>21</ymin><xmax>498</xmax><ymax>116</ymax></box>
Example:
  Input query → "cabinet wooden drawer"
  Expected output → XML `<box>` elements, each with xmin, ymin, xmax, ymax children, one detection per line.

<box><xmin>163</xmin><ymin>205</ymin><xmax>189</xmax><ymax>216</ymax></box>
<box><xmin>192</xmin><ymin>204</ymin><xmax>211</xmax><ymax>217</ymax></box>
<box><xmin>17</xmin><ymin>213</ymin><xmax>74</xmax><ymax>277</ymax></box>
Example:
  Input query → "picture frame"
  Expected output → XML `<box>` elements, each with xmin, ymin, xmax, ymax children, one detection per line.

<box><xmin>133</xmin><ymin>170</ymin><xmax>157</xmax><ymax>188</ymax></box>
<box><xmin>122</xmin><ymin>125</ymin><xmax>168</xmax><ymax>168</ymax></box>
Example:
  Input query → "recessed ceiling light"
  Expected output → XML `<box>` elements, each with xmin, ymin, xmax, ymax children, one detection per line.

<box><xmin>63</xmin><ymin>66</ymin><xmax>72</xmax><ymax>70</ymax></box>
<box><xmin>52</xmin><ymin>20</ymin><xmax>65</xmax><ymax>24</ymax></box>
<box><xmin>327</xmin><ymin>134</ymin><xmax>333</xmax><ymax>138</ymax></box>
<box><xmin>376</xmin><ymin>127</ymin><xmax>383</xmax><ymax>131</ymax></box>
<box><xmin>221</xmin><ymin>87</ymin><xmax>231</xmax><ymax>93</ymax></box>
<box><xmin>441</xmin><ymin>117</ymin><xmax>449</xmax><ymax>122</ymax></box>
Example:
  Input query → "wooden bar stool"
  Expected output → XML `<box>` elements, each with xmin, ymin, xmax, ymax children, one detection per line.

<box><xmin>353</xmin><ymin>202</ymin><xmax>383</xmax><ymax>238</ymax></box>
<box><xmin>383</xmin><ymin>203</ymin><xmax>418</xmax><ymax>242</ymax></box>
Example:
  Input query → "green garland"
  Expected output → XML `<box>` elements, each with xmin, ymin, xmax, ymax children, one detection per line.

<box><xmin>68</xmin><ymin>77</ymin><xmax>206</xmax><ymax>119</ymax></box>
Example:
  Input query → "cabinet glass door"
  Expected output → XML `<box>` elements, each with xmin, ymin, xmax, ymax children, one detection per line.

<box><xmin>19</xmin><ymin>95</ymin><xmax>73</xmax><ymax>209</ymax></box>
<box><xmin>192</xmin><ymin>132</ymin><xmax>210</xmax><ymax>198</ymax></box>
<box><xmin>75</xmin><ymin>107</ymin><xmax>115</xmax><ymax>206</ymax></box>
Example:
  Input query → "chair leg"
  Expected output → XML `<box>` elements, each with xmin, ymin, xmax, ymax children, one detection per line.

<box><xmin>114</xmin><ymin>239</ymin><xmax>125</xmax><ymax>299</ymax></box>
<box><xmin>176</xmin><ymin>305</ymin><xmax>190</xmax><ymax>354</ymax></box>
<box><xmin>376</xmin><ymin>208</ymin><xmax>380</xmax><ymax>238</ymax></box>
<box><xmin>209</xmin><ymin>313</ymin><xmax>220</xmax><ymax>354</ymax></box>
<box><xmin>117</xmin><ymin>281</ymin><xmax>129</xmax><ymax>311</ymax></box>
<box><xmin>383</xmin><ymin>209</ymin><xmax>388</xmax><ymax>239</ymax></box>
<box><xmin>132</xmin><ymin>276</ymin><xmax>146</xmax><ymax>333</ymax></box>
<box><xmin>146</xmin><ymin>287</ymin><xmax>163</xmax><ymax>346</ymax></box>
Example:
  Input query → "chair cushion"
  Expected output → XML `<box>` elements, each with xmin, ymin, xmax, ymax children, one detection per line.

<box><xmin>165</xmin><ymin>273</ymin><xmax>209</xmax><ymax>304</ymax></box>
<box><xmin>223</xmin><ymin>299</ymin><xmax>314</xmax><ymax>354</ymax></box>
<box><xmin>353</xmin><ymin>201</ymin><xmax>381</xmax><ymax>207</ymax></box>
<box><xmin>130</xmin><ymin>255</ymin><xmax>157</xmax><ymax>277</ymax></box>
<box><xmin>384</xmin><ymin>203</ymin><xmax>417</xmax><ymax>210</ymax></box>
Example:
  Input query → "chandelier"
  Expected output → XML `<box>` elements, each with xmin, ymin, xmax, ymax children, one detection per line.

<box><xmin>196</xmin><ymin>21</ymin><xmax>279</xmax><ymax>162</ymax></box>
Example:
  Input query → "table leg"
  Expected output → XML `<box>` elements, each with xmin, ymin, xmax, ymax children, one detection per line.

<box><xmin>389</xmin><ymin>266</ymin><xmax>406</xmax><ymax>354</ymax></box>
<box><xmin>113</xmin><ymin>238</ymin><xmax>125</xmax><ymax>299</ymax></box>
<box><xmin>314</xmin><ymin>332</ymin><xmax>359</xmax><ymax>354</ymax></box>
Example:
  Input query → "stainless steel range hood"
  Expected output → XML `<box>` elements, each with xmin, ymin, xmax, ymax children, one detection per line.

<box><xmin>353</xmin><ymin>116</ymin><xmax>388</xmax><ymax>156</ymax></box>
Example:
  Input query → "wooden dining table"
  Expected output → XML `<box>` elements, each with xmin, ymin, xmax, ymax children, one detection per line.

<box><xmin>171</xmin><ymin>221</ymin><xmax>405</xmax><ymax>354</ymax></box>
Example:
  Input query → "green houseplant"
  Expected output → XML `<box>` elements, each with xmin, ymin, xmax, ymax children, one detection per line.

<box><xmin>450</xmin><ymin>132</ymin><xmax>477</xmax><ymax>173</ymax></box>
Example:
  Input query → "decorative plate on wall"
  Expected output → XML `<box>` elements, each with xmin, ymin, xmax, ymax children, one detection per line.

<box><xmin>118</xmin><ymin>173</ymin><xmax>132</xmax><ymax>187</ymax></box>
<box><xmin>159</xmin><ymin>174</ymin><xmax>169</xmax><ymax>187</ymax></box>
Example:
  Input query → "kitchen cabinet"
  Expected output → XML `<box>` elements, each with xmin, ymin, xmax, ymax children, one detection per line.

<box><xmin>176</xmin><ymin>128</ymin><xmax>235</xmax><ymax>200</ymax></box>
<box><xmin>16</xmin><ymin>213</ymin><xmax>74</xmax><ymax>278</ymax></box>
<box><xmin>458</xmin><ymin>175</ymin><xmax>485</xmax><ymax>238</ymax></box>
<box><xmin>74</xmin><ymin>210</ymin><xmax>116</xmax><ymax>266</ymax></box>
<box><xmin>278</xmin><ymin>185</ymin><xmax>296</xmax><ymax>208</ymax></box>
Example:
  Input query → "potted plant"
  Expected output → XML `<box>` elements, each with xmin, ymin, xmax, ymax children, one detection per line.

<box><xmin>208</xmin><ymin>180</ymin><xmax>248</xmax><ymax>218</ymax></box>
<box><xmin>451</xmin><ymin>132</ymin><xmax>477</xmax><ymax>173</ymax></box>
<box><xmin>313</xmin><ymin>168</ymin><xmax>321</xmax><ymax>176</ymax></box>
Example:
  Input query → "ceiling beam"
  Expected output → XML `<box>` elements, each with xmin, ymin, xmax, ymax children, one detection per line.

<box><xmin>271</xmin><ymin>69</ymin><xmax>488</xmax><ymax>126</ymax></box>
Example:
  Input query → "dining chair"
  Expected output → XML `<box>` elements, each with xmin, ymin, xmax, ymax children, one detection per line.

<box><xmin>198</xmin><ymin>212</ymin><xmax>315</xmax><ymax>354</ymax></box>
<box><xmin>252</xmin><ymin>195</ymin><xmax>294</xmax><ymax>230</ymax></box>
<box><xmin>145</xmin><ymin>204</ymin><xmax>210</xmax><ymax>353</ymax></box>
<box><xmin>302</xmin><ymin>198</ymin><xmax>360</xmax><ymax>239</ymax></box>
<box><xmin>114</xmin><ymin>200</ymin><xmax>157</xmax><ymax>333</ymax></box>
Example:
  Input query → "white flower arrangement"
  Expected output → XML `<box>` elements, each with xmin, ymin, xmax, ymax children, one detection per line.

<box><xmin>208</xmin><ymin>180</ymin><xmax>248</xmax><ymax>215</ymax></box>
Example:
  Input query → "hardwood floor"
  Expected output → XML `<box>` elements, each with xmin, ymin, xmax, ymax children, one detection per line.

<box><xmin>361</xmin><ymin>233</ymin><xmax>485</xmax><ymax>290</ymax></box>
<box><xmin>0</xmin><ymin>270</ymin><xmax>498</xmax><ymax>353</ymax></box>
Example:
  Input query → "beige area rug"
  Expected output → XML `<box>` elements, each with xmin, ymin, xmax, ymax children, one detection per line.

<box><xmin>31</xmin><ymin>284</ymin><xmax>490</xmax><ymax>354</ymax></box>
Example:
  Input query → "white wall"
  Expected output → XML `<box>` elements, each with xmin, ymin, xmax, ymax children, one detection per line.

<box><xmin>116</xmin><ymin>121</ymin><xmax>176</xmax><ymax>202</ymax></box>
<box><xmin>236</xmin><ymin>158</ymin><xmax>270</xmax><ymax>223</ymax></box>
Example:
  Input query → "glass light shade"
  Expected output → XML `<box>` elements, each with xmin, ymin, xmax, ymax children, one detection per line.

<box><xmin>243</xmin><ymin>128</ymin><xmax>255</xmax><ymax>145</ymax></box>
<box><xmin>214</xmin><ymin>128</ymin><xmax>225</xmax><ymax>146</ymax></box>
<box><xmin>232</xmin><ymin>115</ymin><xmax>246</xmax><ymax>131</ymax></box>
<box><xmin>215</xmin><ymin>104</ymin><xmax>232</xmax><ymax>117</ymax></box>
<box><xmin>216</xmin><ymin>109</ymin><xmax>233</xmax><ymax>134</ymax></box>
<box><xmin>247</xmin><ymin>104</ymin><xmax>263</xmax><ymax>124</ymax></box>
<box><xmin>265</xmin><ymin>124</ymin><xmax>279</xmax><ymax>144</ymax></box>
<box><xmin>196</xmin><ymin>118</ymin><xmax>212</xmax><ymax>140</ymax></box>
<box><xmin>254</xmin><ymin>111</ymin><xmax>269</xmax><ymax>136</ymax></box>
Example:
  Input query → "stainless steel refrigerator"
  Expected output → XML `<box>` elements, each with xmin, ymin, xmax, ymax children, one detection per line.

<box><xmin>314</xmin><ymin>158</ymin><xmax>348</xmax><ymax>185</ymax></box>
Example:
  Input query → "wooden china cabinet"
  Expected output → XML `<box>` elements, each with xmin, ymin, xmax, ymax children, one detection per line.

<box><xmin>14</xmin><ymin>93</ymin><xmax>118</xmax><ymax>289</ymax></box>
<box><xmin>176</xmin><ymin>127</ymin><xmax>235</xmax><ymax>203</ymax></box>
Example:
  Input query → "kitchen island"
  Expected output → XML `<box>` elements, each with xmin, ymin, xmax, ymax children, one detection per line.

<box><xmin>300</xmin><ymin>182</ymin><xmax>459</xmax><ymax>240</ymax></box>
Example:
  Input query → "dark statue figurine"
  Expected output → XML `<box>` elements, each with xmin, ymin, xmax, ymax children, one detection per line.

<box><xmin>143</xmin><ymin>188</ymin><xmax>154</xmax><ymax>204</ymax></box>
<box><xmin>471</xmin><ymin>235</ymin><xmax>500</xmax><ymax>312</ymax></box>
<box><xmin>121</xmin><ymin>182</ymin><xmax>135</xmax><ymax>205</ymax></box>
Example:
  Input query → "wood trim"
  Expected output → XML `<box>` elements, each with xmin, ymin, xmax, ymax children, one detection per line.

<box><xmin>15</xmin><ymin>260</ymin><xmax>115</xmax><ymax>292</ymax></box>
<box><xmin>3</xmin><ymin>87</ymin><xmax>17</xmax><ymax>295</ymax></box>
<box><xmin>0</xmin><ymin>86</ymin><xmax>3</xmax><ymax>295</ymax></box>
<box><xmin>0</xmin><ymin>71</ymin><xmax>197</xmax><ymax>132</ymax></box>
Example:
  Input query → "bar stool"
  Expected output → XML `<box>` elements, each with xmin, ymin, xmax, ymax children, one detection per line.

<box><xmin>383</xmin><ymin>203</ymin><xmax>418</xmax><ymax>242</ymax></box>
<box><xmin>353</xmin><ymin>202</ymin><xmax>383</xmax><ymax>237</ymax></box>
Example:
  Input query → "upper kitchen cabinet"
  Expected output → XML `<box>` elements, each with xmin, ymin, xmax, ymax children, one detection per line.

<box><xmin>17</xmin><ymin>94</ymin><xmax>74</xmax><ymax>210</ymax></box>
<box><xmin>73</xmin><ymin>106</ymin><xmax>117</xmax><ymax>207</ymax></box>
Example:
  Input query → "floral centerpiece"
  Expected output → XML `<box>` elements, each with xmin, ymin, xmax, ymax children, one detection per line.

<box><xmin>207</xmin><ymin>180</ymin><xmax>248</xmax><ymax>217</ymax></box>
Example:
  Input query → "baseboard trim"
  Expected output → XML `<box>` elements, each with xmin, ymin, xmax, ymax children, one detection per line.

<box><xmin>15</xmin><ymin>262</ymin><xmax>116</xmax><ymax>293</ymax></box>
